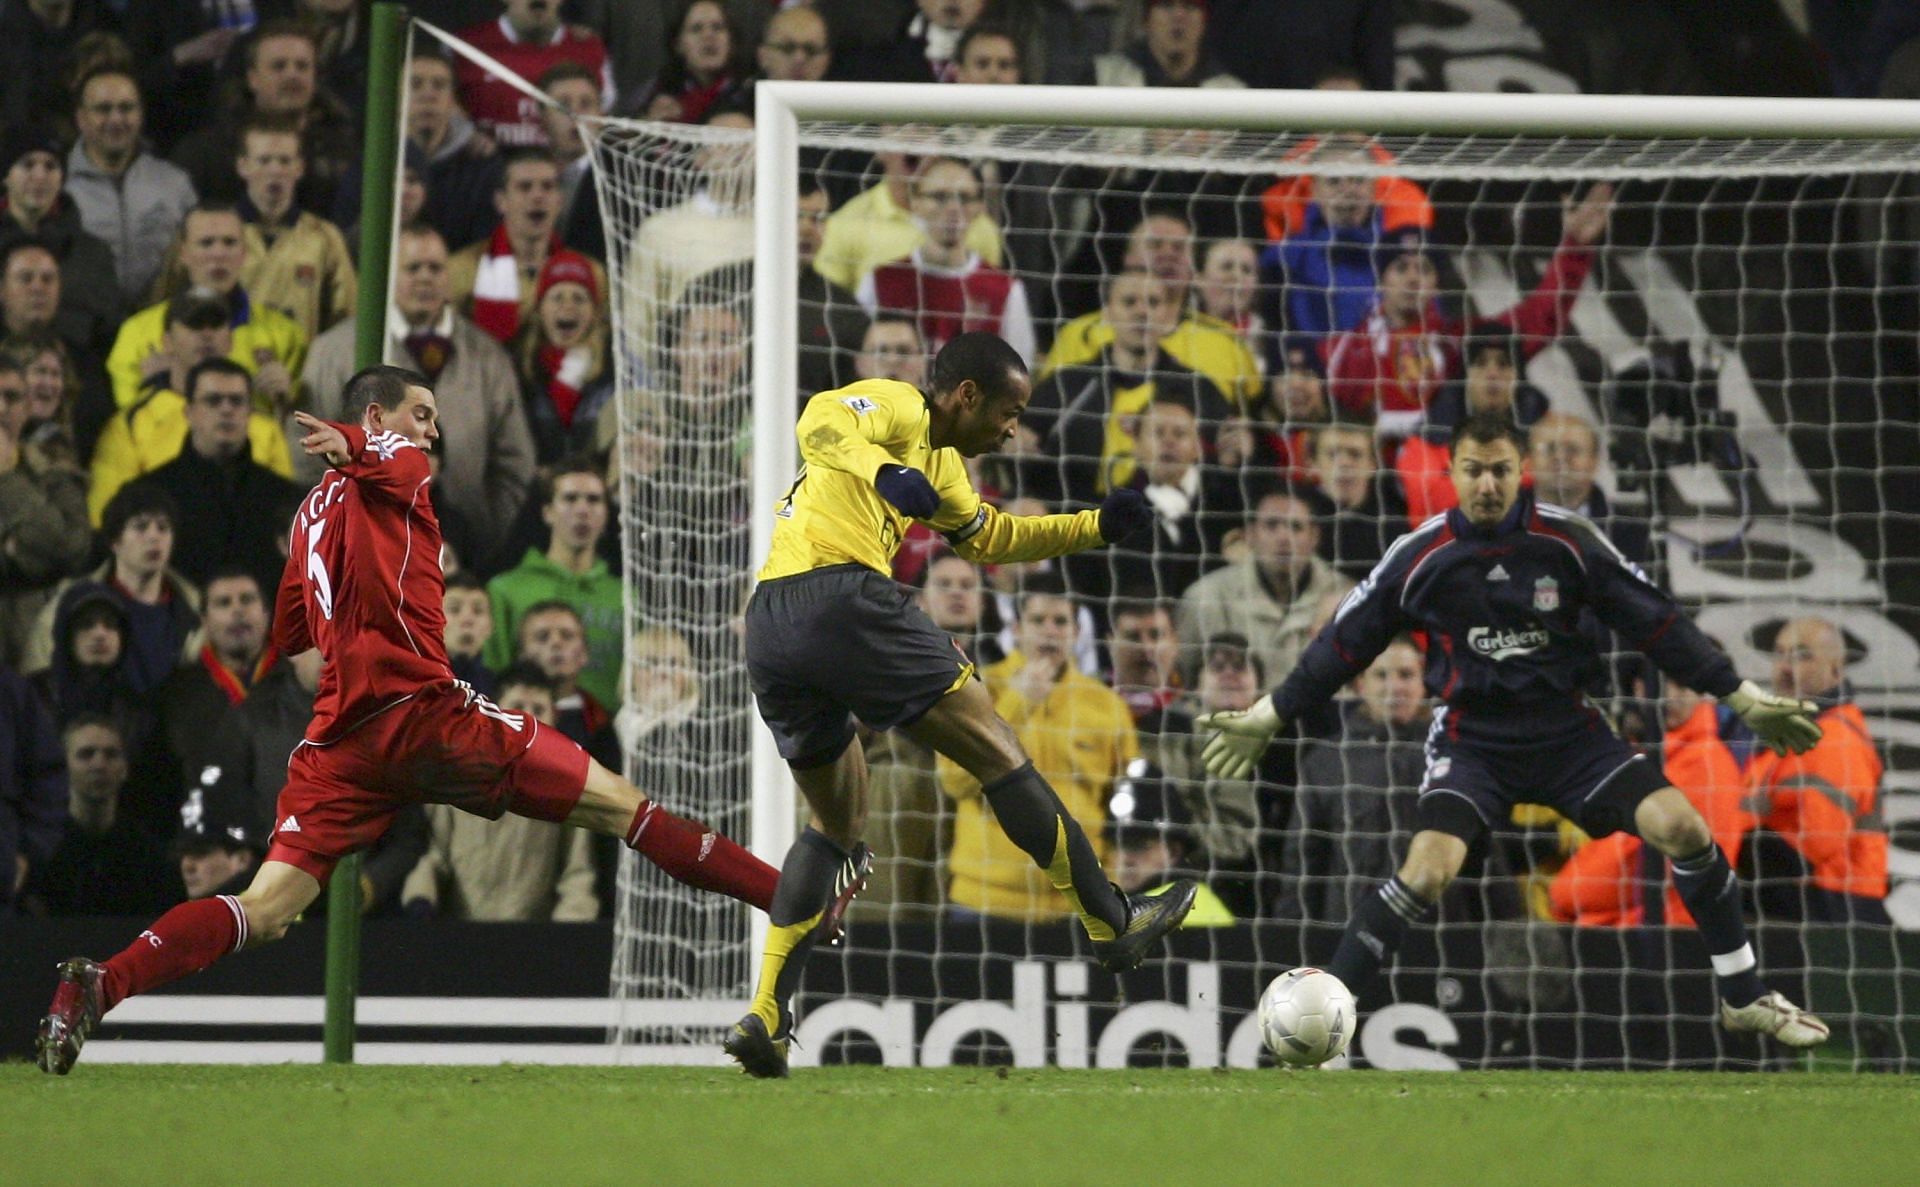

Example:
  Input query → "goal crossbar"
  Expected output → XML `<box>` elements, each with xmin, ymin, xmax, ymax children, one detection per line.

<box><xmin>754</xmin><ymin>80</ymin><xmax>1920</xmax><ymax>138</ymax></box>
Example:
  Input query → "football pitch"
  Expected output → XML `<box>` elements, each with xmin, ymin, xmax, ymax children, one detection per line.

<box><xmin>5</xmin><ymin>1065</ymin><xmax>1918</xmax><ymax>1186</ymax></box>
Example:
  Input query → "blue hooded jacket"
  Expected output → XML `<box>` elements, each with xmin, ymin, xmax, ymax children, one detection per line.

<box><xmin>1264</xmin><ymin>202</ymin><xmax>1391</xmax><ymax>341</ymax></box>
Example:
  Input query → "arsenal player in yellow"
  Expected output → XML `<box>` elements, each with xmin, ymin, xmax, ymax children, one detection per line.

<box><xmin>726</xmin><ymin>332</ymin><xmax>1197</xmax><ymax>1077</ymax></box>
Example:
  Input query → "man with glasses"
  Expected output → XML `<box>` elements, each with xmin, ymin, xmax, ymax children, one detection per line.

<box><xmin>757</xmin><ymin>5</ymin><xmax>833</xmax><ymax>83</ymax></box>
<box><xmin>852</xmin><ymin>315</ymin><xmax>927</xmax><ymax>388</ymax></box>
<box><xmin>856</xmin><ymin>157</ymin><xmax>1035</xmax><ymax>366</ymax></box>
<box><xmin>63</xmin><ymin>69</ymin><xmax>198</xmax><ymax>299</ymax></box>
<box><xmin>815</xmin><ymin>148</ymin><xmax>1005</xmax><ymax>292</ymax></box>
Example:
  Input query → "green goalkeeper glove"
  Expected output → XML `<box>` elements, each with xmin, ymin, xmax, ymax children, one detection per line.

<box><xmin>1194</xmin><ymin>694</ymin><xmax>1285</xmax><ymax>781</ymax></box>
<box><xmin>1725</xmin><ymin>679</ymin><xmax>1823</xmax><ymax>756</ymax></box>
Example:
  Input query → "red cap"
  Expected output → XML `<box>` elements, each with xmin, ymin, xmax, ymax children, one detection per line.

<box><xmin>535</xmin><ymin>250</ymin><xmax>599</xmax><ymax>305</ymax></box>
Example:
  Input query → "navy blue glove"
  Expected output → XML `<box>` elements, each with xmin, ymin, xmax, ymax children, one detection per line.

<box><xmin>874</xmin><ymin>464</ymin><xmax>940</xmax><ymax>518</ymax></box>
<box><xmin>1099</xmin><ymin>487</ymin><xmax>1154</xmax><ymax>543</ymax></box>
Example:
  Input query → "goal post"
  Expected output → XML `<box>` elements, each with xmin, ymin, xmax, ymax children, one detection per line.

<box><xmin>748</xmin><ymin>85</ymin><xmax>801</xmax><ymax>888</ymax></box>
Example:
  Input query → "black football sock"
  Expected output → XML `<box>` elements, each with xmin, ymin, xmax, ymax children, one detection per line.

<box><xmin>745</xmin><ymin>828</ymin><xmax>847</xmax><ymax>1033</ymax></box>
<box><xmin>981</xmin><ymin>761</ymin><xmax>1127</xmax><ymax>939</ymax></box>
<box><xmin>1670</xmin><ymin>843</ymin><xmax>1768</xmax><ymax>1006</ymax></box>
<box><xmin>1328</xmin><ymin>876</ymin><xmax>1431</xmax><ymax>994</ymax></box>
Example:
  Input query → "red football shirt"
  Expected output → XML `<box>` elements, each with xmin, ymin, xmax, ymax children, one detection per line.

<box><xmin>856</xmin><ymin>251</ymin><xmax>1037</xmax><ymax>365</ymax></box>
<box><xmin>454</xmin><ymin>17</ymin><xmax>615</xmax><ymax>148</ymax></box>
<box><xmin>274</xmin><ymin>422</ymin><xmax>453</xmax><ymax>744</ymax></box>
<box><xmin>1325</xmin><ymin>240</ymin><xmax>1596</xmax><ymax>444</ymax></box>
<box><xmin>856</xmin><ymin>247</ymin><xmax>1036</xmax><ymax>361</ymax></box>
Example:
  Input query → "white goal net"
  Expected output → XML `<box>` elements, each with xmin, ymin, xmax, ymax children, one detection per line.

<box><xmin>581</xmin><ymin>83</ymin><xmax>1920</xmax><ymax>1070</ymax></box>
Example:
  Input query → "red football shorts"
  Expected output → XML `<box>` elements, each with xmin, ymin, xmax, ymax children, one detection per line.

<box><xmin>265</xmin><ymin>680</ymin><xmax>591</xmax><ymax>884</ymax></box>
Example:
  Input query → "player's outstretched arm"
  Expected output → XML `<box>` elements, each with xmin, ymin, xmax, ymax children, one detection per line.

<box><xmin>1095</xmin><ymin>488</ymin><xmax>1153</xmax><ymax>544</ymax></box>
<box><xmin>1725</xmin><ymin>680</ymin><xmax>1823</xmax><ymax>756</ymax></box>
<box><xmin>1194</xmin><ymin>536</ymin><xmax>1420</xmax><ymax>780</ymax></box>
<box><xmin>938</xmin><ymin>481</ymin><xmax>1154</xmax><ymax>567</ymax></box>
<box><xmin>1568</xmin><ymin>508</ymin><xmax>1818</xmax><ymax>755</ymax></box>
<box><xmin>1195</xmin><ymin>694</ymin><xmax>1285</xmax><ymax>781</ymax></box>
<box><xmin>292</xmin><ymin>411</ymin><xmax>351</xmax><ymax>468</ymax></box>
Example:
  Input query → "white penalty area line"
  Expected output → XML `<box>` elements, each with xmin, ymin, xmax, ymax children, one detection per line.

<box><xmin>84</xmin><ymin>1041</ymin><xmax>736</xmax><ymax>1067</ymax></box>
<box><xmin>105</xmin><ymin>996</ymin><xmax>749</xmax><ymax>1028</ymax></box>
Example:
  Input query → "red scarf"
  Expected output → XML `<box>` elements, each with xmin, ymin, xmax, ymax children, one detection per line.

<box><xmin>1120</xmin><ymin>686</ymin><xmax>1180</xmax><ymax>722</ymax></box>
<box><xmin>470</xmin><ymin>225</ymin><xmax>557</xmax><ymax>344</ymax></box>
<box><xmin>201</xmin><ymin>644</ymin><xmax>278</xmax><ymax>706</ymax></box>
<box><xmin>537</xmin><ymin>343</ymin><xmax>593</xmax><ymax>428</ymax></box>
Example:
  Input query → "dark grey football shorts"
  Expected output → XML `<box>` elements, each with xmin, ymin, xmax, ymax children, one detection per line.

<box><xmin>745</xmin><ymin>563</ymin><xmax>973</xmax><ymax>768</ymax></box>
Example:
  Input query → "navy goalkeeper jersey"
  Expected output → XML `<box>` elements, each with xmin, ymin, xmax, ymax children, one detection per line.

<box><xmin>1272</xmin><ymin>491</ymin><xmax>1739</xmax><ymax>735</ymax></box>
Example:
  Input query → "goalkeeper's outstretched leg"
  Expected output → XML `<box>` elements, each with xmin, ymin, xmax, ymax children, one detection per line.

<box><xmin>1633</xmin><ymin>787</ymin><xmax>1828</xmax><ymax>1047</ymax></box>
<box><xmin>1326</xmin><ymin>786</ymin><xmax>1826</xmax><ymax>1051</ymax></box>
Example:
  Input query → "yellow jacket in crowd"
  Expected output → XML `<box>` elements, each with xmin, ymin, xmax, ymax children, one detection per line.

<box><xmin>149</xmin><ymin>216</ymin><xmax>359</xmax><ymax>341</ymax></box>
<box><xmin>940</xmin><ymin>651</ymin><xmax>1137</xmax><ymax>921</ymax></box>
<box><xmin>240</xmin><ymin>213</ymin><xmax>357</xmax><ymax>339</ymax></box>
<box><xmin>1042</xmin><ymin>309</ymin><xmax>1262</xmax><ymax>404</ymax></box>
<box><xmin>811</xmin><ymin>181</ymin><xmax>1004</xmax><ymax>291</ymax></box>
<box><xmin>88</xmin><ymin>385</ymin><xmax>294</xmax><ymax>524</ymax></box>
<box><xmin>105</xmin><ymin>294</ymin><xmax>309</xmax><ymax>416</ymax></box>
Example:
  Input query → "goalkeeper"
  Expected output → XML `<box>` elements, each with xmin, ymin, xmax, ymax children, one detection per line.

<box><xmin>727</xmin><ymin>332</ymin><xmax>1197</xmax><ymax>1077</ymax></box>
<box><xmin>1199</xmin><ymin>411</ymin><xmax>1829</xmax><ymax>1047</ymax></box>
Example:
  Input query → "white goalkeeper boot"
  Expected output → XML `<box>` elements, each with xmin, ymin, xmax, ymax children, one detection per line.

<box><xmin>1720</xmin><ymin>991</ymin><xmax>1830</xmax><ymax>1048</ymax></box>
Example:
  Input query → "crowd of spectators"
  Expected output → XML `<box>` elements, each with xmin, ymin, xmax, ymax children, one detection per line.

<box><xmin>0</xmin><ymin>1</ymin><xmax>1889</xmax><ymax>934</ymax></box>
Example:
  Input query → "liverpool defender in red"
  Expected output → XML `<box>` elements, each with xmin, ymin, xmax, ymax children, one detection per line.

<box><xmin>37</xmin><ymin>366</ymin><xmax>785</xmax><ymax>1074</ymax></box>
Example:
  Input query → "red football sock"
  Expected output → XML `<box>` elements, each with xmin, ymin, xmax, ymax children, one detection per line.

<box><xmin>626</xmin><ymin>802</ymin><xmax>777</xmax><ymax>911</ymax></box>
<box><xmin>101</xmin><ymin>895</ymin><xmax>247</xmax><ymax>1012</ymax></box>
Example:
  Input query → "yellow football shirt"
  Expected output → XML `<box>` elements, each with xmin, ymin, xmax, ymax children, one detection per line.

<box><xmin>759</xmin><ymin>379</ymin><xmax>1107</xmax><ymax>582</ymax></box>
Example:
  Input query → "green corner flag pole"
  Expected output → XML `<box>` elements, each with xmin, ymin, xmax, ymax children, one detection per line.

<box><xmin>325</xmin><ymin>0</ymin><xmax>409</xmax><ymax>1066</ymax></box>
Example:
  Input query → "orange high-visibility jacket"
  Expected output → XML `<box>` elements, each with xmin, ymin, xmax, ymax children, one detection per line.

<box><xmin>1745</xmin><ymin>700</ymin><xmax>1887</xmax><ymax>900</ymax></box>
<box><xmin>1550</xmin><ymin>701</ymin><xmax>1754</xmax><ymax>927</ymax></box>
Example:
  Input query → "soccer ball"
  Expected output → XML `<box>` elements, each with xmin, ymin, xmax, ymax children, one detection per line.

<box><xmin>1258</xmin><ymin>967</ymin><xmax>1355</xmax><ymax>1067</ymax></box>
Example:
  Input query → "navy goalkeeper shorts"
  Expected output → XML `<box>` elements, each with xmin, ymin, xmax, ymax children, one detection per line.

<box><xmin>1414</xmin><ymin>701</ymin><xmax>1669</xmax><ymax>842</ymax></box>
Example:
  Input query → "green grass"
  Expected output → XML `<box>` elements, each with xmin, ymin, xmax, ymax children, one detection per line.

<box><xmin>4</xmin><ymin>1064</ymin><xmax>1918</xmax><ymax>1186</ymax></box>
